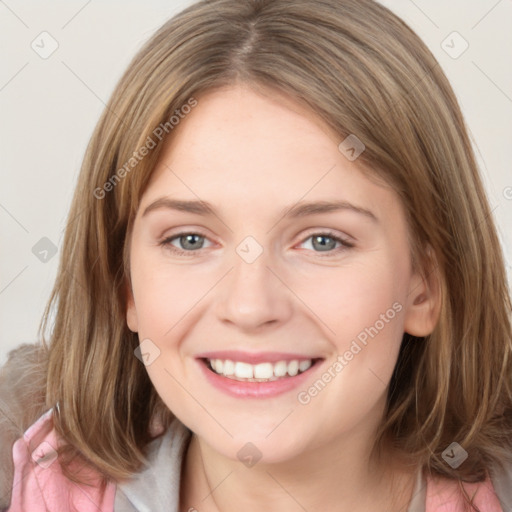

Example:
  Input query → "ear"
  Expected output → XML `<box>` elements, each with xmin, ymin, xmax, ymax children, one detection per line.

<box><xmin>403</xmin><ymin>246</ymin><xmax>442</xmax><ymax>337</ymax></box>
<box><xmin>125</xmin><ymin>280</ymin><xmax>139</xmax><ymax>333</ymax></box>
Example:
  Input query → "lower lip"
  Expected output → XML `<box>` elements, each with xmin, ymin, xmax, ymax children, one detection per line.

<box><xmin>196</xmin><ymin>358</ymin><xmax>323</xmax><ymax>399</ymax></box>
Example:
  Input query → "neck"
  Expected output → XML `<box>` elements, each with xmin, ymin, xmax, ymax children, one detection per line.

<box><xmin>179</xmin><ymin>413</ymin><xmax>417</xmax><ymax>512</ymax></box>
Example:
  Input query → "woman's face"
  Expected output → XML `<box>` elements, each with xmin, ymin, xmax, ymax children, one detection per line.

<box><xmin>126</xmin><ymin>84</ymin><xmax>435</xmax><ymax>464</ymax></box>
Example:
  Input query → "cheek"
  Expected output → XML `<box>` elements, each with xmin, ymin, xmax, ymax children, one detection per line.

<box><xmin>294</xmin><ymin>258</ymin><xmax>405</xmax><ymax>344</ymax></box>
<box><xmin>293</xmin><ymin>263</ymin><xmax>406</xmax><ymax>436</ymax></box>
<box><xmin>291</xmin><ymin>255</ymin><xmax>408</xmax><ymax>408</ymax></box>
<box><xmin>130</xmin><ymin>257</ymin><xmax>211</xmax><ymax>337</ymax></box>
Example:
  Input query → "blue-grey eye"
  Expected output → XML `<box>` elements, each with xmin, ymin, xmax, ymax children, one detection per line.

<box><xmin>174</xmin><ymin>233</ymin><xmax>205</xmax><ymax>250</ymax></box>
<box><xmin>300</xmin><ymin>233</ymin><xmax>346</xmax><ymax>252</ymax></box>
<box><xmin>311</xmin><ymin>234</ymin><xmax>338</xmax><ymax>251</ymax></box>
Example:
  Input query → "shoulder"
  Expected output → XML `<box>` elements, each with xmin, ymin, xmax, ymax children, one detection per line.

<box><xmin>424</xmin><ymin>464</ymin><xmax>512</xmax><ymax>512</ymax></box>
<box><xmin>6</xmin><ymin>407</ymin><xmax>116</xmax><ymax>512</ymax></box>
<box><xmin>0</xmin><ymin>342</ymin><xmax>49</xmax><ymax>510</ymax></box>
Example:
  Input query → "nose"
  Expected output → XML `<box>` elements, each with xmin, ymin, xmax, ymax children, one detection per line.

<box><xmin>215</xmin><ymin>248</ymin><xmax>294</xmax><ymax>332</ymax></box>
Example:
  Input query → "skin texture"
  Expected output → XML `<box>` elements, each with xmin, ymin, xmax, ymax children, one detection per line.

<box><xmin>126</xmin><ymin>84</ymin><xmax>440</xmax><ymax>512</ymax></box>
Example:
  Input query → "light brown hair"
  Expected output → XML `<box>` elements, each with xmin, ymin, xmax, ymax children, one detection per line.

<box><xmin>32</xmin><ymin>0</ymin><xmax>512</xmax><ymax>507</ymax></box>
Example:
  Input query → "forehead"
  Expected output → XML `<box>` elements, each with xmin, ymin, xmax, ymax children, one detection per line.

<box><xmin>161</xmin><ymin>85</ymin><xmax>339</xmax><ymax>169</ymax></box>
<box><xmin>139</xmin><ymin>85</ymin><xmax>401</xmax><ymax>225</ymax></box>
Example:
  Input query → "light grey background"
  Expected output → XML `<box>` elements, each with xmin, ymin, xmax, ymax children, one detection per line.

<box><xmin>1</xmin><ymin>0</ymin><xmax>511</xmax><ymax>366</ymax></box>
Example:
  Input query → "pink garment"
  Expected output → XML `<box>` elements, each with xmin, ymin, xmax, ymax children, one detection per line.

<box><xmin>7</xmin><ymin>409</ymin><xmax>115</xmax><ymax>512</ymax></box>
<box><xmin>425</xmin><ymin>473</ymin><xmax>504</xmax><ymax>511</ymax></box>
<box><xmin>6</xmin><ymin>409</ymin><xmax>505</xmax><ymax>512</ymax></box>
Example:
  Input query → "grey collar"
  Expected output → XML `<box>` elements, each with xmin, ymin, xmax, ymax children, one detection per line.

<box><xmin>113</xmin><ymin>418</ymin><xmax>512</xmax><ymax>512</ymax></box>
<box><xmin>114</xmin><ymin>417</ymin><xmax>192</xmax><ymax>512</ymax></box>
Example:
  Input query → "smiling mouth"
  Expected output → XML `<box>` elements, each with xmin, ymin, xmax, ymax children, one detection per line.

<box><xmin>201</xmin><ymin>357</ymin><xmax>323</xmax><ymax>382</ymax></box>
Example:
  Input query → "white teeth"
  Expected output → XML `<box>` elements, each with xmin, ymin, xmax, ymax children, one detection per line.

<box><xmin>299</xmin><ymin>360</ymin><xmax>312</xmax><ymax>372</ymax></box>
<box><xmin>234</xmin><ymin>362</ymin><xmax>253</xmax><ymax>379</ymax></box>
<box><xmin>207</xmin><ymin>358</ymin><xmax>314</xmax><ymax>380</ymax></box>
<box><xmin>287</xmin><ymin>360</ymin><xmax>299</xmax><ymax>376</ymax></box>
<box><xmin>254</xmin><ymin>363</ymin><xmax>274</xmax><ymax>379</ymax></box>
<box><xmin>274</xmin><ymin>361</ymin><xmax>288</xmax><ymax>377</ymax></box>
<box><xmin>223</xmin><ymin>359</ymin><xmax>235</xmax><ymax>375</ymax></box>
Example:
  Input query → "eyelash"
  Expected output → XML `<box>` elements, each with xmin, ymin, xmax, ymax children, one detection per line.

<box><xmin>158</xmin><ymin>230</ymin><xmax>355</xmax><ymax>258</ymax></box>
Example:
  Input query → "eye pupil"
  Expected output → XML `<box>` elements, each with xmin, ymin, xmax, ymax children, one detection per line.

<box><xmin>313</xmin><ymin>235</ymin><xmax>336</xmax><ymax>251</ymax></box>
<box><xmin>181</xmin><ymin>234</ymin><xmax>203</xmax><ymax>250</ymax></box>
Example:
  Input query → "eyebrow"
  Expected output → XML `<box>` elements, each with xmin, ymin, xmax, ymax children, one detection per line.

<box><xmin>141</xmin><ymin>197</ymin><xmax>378</xmax><ymax>223</ymax></box>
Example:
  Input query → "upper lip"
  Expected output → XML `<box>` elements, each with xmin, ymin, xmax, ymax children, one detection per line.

<box><xmin>196</xmin><ymin>350</ymin><xmax>322</xmax><ymax>364</ymax></box>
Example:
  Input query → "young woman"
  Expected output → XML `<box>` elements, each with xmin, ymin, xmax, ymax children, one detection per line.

<box><xmin>1</xmin><ymin>0</ymin><xmax>511</xmax><ymax>510</ymax></box>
